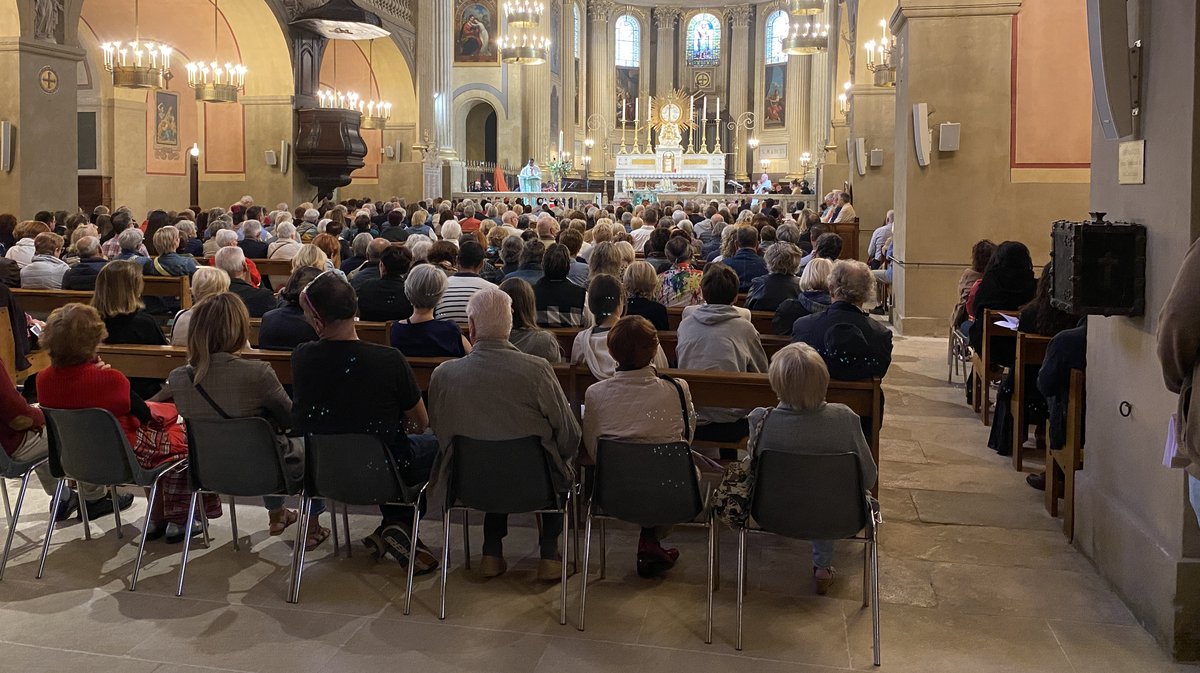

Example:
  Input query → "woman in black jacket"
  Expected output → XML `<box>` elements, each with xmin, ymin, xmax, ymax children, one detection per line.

<box><xmin>967</xmin><ymin>240</ymin><xmax>1037</xmax><ymax>368</ymax></box>
<box><xmin>746</xmin><ymin>242</ymin><xmax>802</xmax><ymax>312</ymax></box>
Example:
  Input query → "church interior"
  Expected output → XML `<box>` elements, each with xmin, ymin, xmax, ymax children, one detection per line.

<box><xmin>0</xmin><ymin>0</ymin><xmax>1196</xmax><ymax>671</ymax></box>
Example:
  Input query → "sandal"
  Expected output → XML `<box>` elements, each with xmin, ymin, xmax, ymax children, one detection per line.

<box><xmin>268</xmin><ymin>508</ymin><xmax>299</xmax><ymax>536</ymax></box>
<box><xmin>304</xmin><ymin>523</ymin><xmax>331</xmax><ymax>552</ymax></box>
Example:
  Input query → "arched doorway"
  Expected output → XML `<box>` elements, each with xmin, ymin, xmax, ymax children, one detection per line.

<box><xmin>464</xmin><ymin>101</ymin><xmax>497</xmax><ymax>187</ymax></box>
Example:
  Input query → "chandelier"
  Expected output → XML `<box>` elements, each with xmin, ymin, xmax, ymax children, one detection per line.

<box><xmin>783</xmin><ymin>19</ymin><xmax>829</xmax><ymax>56</ymax></box>
<box><xmin>786</xmin><ymin>0</ymin><xmax>825</xmax><ymax>15</ymax></box>
<box><xmin>186</xmin><ymin>0</ymin><xmax>246</xmax><ymax>103</ymax></box>
<box><xmin>864</xmin><ymin>20</ymin><xmax>897</xmax><ymax>87</ymax></box>
<box><xmin>499</xmin><ymin>1</ymin><xmax>550</xmax><ymax>65</ymax></box>
<box><xmin>99</xmin><ymin>0</ymin><xmax>172</xmax><ymax>89</ymax></box>
<box><xmin>316</xmin><ymin>42</ymin><xmax>363</xmax><ymax>116</ymax></box>
<box><xmin>360</xmin><ymin>40</ymin><xmax>392</xmax><ymax>129</ymax></box>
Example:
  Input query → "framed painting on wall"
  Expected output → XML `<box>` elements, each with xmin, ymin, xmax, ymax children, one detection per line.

<box><xmin>764</xmin><ymin>63</ymin><xmax>786</xmax><ymax>128</ymax></box>
<box><xmin>153</xmin><ymin>90</ymin><xmax>180</xmax><ymax>161</ymax></box>
<box><xmin>455</xmin><ymin>0</ymin><xmax>499</xmax><ymax>65</ymax></box>
<box><xmin>616</xmin><ymin>66</ymin><xmax>638</xmax><ymax>126</ymax></box>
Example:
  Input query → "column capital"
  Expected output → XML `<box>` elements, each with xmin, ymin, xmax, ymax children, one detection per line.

<box><xmin>728</xmin><ymin>4</ymin><xmax>753</xmax><ymax>28</ymax></box>
<box><xmin>588</xmin><ymin>0</ymin><xmax>616</xmax><ymax>20</ymax></box>
<box><xmin>654</xmin><ymin>7</ymin><xmax>682</xmax><ymax>29</ymax></box>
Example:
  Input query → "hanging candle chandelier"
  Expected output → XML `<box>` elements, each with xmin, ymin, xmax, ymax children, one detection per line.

<box><xmin>316</xmin><ymin>41</ymin><xmax>363</xmax><ymax>115</ymax></box>
<box><xmin>360</xmin><ymin>40</ymin><xmax>392</xmax><ymax>129</ymax></box>
<box><xmin>100</xmin><ymin>0</ymin><xmax>173</xmax><ymax>89</ymax></box>
<box><xmin>786</xmin><ymin>0</ymin><xmax>825</xmax><ymax>15</ymax></box>
<box><xmin>186</xmin><ymin>0</ymin><xmax>247</xmax><ymax>103</ymax></box>
<box><xmin>499</xmin><ymin>1</ymin><xmax>550</xmax><ymax>65</ymax></box>
<box><xmin>783</xmin><ymin>18</ymin><xmax>829</xmax><ymax>56</ymax></box>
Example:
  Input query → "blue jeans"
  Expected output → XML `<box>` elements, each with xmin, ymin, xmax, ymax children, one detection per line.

<box><xmin>1190</xmin><ymin>475</ymin><xmax>1200</xmax><ymax>528</ymax></box>
<box><xmin>813</xmin><ymin>540</ymin><xmax>834</xmax><ymax>569</ymax></box>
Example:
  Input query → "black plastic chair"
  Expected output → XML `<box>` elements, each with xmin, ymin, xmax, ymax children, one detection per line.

<box><xmin>291</xmin><ymin>433</ymin><xmax>426</xmax><ymax>614</ymax></box>
<box><xmin>36</xmin><ymin>408</ymin><xmax>188</xmax><ymax>590</ymax></box>
<box><xmin>736</xmin><ymin>450</ymin><xmax>881</xmax><ymax>664</ymax></box>
<box><xmin>439</xmin><ymin>436</ymin><xmax>573</xmax><ymax>625</ymax></box>
<box><xmin>0</xmin><ymin>442</ymin><xmax>48</xmax><ymax>580</ymax></box>
<box><xmin>578</xmin><ymin>439</ymin><xmax>715</xmax><ymax>640</ymax></box>
<box><xmin>176</xmin><ymin>417</ymin><xmax>300</xmax><ymax>597</ymax></box>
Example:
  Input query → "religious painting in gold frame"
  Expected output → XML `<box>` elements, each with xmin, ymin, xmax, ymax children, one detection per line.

<box><xmin>455</xmin><ymin>0</ymin><xmax>500</xmax><ymax>66</ymax></box>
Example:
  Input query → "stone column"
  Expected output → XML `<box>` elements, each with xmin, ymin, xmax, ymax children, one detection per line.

<box><xmin>727</xmin><ymin>5</ymin><xmax>753</xmax><ymax>181</ymax></box>
<box><xmin>587</xmin><ymin>0</ymin><xmax>615</xmax><ymax>179</ymax></box>
<box><xmin>0</xmin><ymin>38</ymin><xmax>82</xmax><ymax>216</ymax></box>
<box><xmin>653</xmin><ymin>8</ymin><xmax>680</xmax><ymax>96</ymax></box>
<box><xmin>425</xmin><ymin>0</ymin><xmax>463</xmax><ymax>195</ymax></box>
<box><xmin>785</xmin><ymin>53</ymin><xmax>811</xmax><ymax>181</ymax></box>
<box><xmin>522</xmin><ymin>59</ymin><xmax>552</xmax><ymax>164</ymax></box>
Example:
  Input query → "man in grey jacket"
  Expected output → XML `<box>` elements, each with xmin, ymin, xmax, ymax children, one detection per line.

<box><xmin>676</xmin><ymin>262</ymin><xmax>769</xmax><ymax>447</ymax></box>
<box><xmin>1158</xmin><ymin>237</ymin><xmax>1200</xmax><ymax>526</ymax></box>
<box><xmin>427</xmin><ymin>287</ymin><xmax>581</xmax><ymax>581</ymax></box>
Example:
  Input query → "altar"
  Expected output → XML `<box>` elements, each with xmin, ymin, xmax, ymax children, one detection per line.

<box><xmin>612</xmin><ymin>89</ymin><xmax>726</xmax><ymax>198</ymax></box>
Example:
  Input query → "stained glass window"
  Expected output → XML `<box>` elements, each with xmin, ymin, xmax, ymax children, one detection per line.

<box><xmin>573</xmin><ymin>3</ymin><xmax>581</xmax><ymax>59</ymax></box>
<box><xmin>765</xmin><ymin>10</ymin><xmax>789</xmax><ymax>64</ymax></box>
<box><xmin>614</xmin><ymin>14</ymin><xmax>640</xmax><ymax>67</ymax></box>
<box><xmin>685</xmin><ymin>13</ymin><xmax>721</xmax><ymax>67</ymax></box>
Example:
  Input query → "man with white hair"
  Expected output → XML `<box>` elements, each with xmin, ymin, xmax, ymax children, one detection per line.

<box><xmin>214</xmin><ymin>246</ymin><xmax>275</xmax><ymax>316</ymax></box>
<box><xmin>62</xmin><ymin>236</ymin><xmax>107</xmax><ymax>290</ymax></box>
<box><xmin>211</xmin><ymin>227</ymin><xmax>264</xmax><ymax>288</ymax></box>
<box><xmin>790</xmin><ymin>259</ymin><xmax>892</xmax><ymax>381</ymax></box>
<box><xmin>427</xmin><ymin>287</ymin><xmax>580</xmax><ymax>581</ymax></box>
<box><xmin>297</xmin><ymin>208</ymin><xmax>320</xmax><ymax>241</ymax></box>
<box><xmin>238</xmin><ymin>220</ymin><xmax>269</xmax><ymax>259</ymax></box>
<box><xmin>535</xmin><ymin>214</ymin><xmax>558</xmax><ymax>244</ymax></box>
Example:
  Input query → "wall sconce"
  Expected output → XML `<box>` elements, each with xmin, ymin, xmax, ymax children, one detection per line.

<box><xmin>760</xmin><ymin>158</ymin><xmax>770</xmax><ymax>170</ymax></box>
<box><xmin>748</xmin><ymin>137</ymin><xmax>760</xmax><ymax>149</ymax></box>
<box><xmin>189</xmin><ymin>142</ymin><xmax>201</xmax><ymax>158</ymax></box>
<box><xmin>838</xmin><ymin>81</ymin><xmax>851</xmax><ymax>116</ymax></box>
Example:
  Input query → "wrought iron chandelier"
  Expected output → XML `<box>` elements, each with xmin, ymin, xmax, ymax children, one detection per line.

<box><xmin>100</xmin><ymin>0</ymin><xmax>172</xmax><ymax>90</ymax></box>
<box><xmin>499</xmin><ymin>1</ymin><xmax>550</xmax><ymax>65</ymax></box>
<box><xmin>186</xmin><ymin>0</ymin><xmax>247</xmax><ymax>103</ymax></box>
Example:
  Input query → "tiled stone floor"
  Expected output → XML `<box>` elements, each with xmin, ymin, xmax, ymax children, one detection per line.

<box><xmin>0</xmin><ymin>335</ymin><xmax>1194</xmax><ymax>672</ymax></box>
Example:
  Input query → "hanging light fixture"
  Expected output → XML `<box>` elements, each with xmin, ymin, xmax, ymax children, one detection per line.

<box><xmin>499</xmin><ymin>1</ymin><xmax>550</xmax><ymax>65</ymax></box>
<box><xmin>786</xmin><ymin>0</ymin><xmax>825</xmax><ymax>15</ymax></box>
<box><xmin>782</xmin><ymin>18</ymin><xmax>829</xmax><ymax>56</ymax></box>
<box><xmin>290</xmin><ymin>0</ymin><xmax>389</xmax><ymax>40</ymax></box>
<box><xmin>186</xmin><ymin>0</ymin><xmax>247</xmax><ymax>103</ymax></box>
<box><xmin>360</xmin><ymin>40</ymin><xmax>392</xmax><ymax>129</ymax></box>
<box><xmin>316</xmin><ymin>41</ymin><xmax>363</xmax><ymax>116</ymax></box>
<box><xmin>100</xmin><ymin>0</ymin><xmax>173</xmax><ymax>89</ymax></box>
<box><xmin>864</xmin><ymin>19</ymin><xmax>897</xmax><ymax>87</ymax></box>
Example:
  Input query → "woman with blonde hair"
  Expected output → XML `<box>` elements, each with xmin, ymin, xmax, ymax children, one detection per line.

<box><xmin>5</xmin><ymin>220</ymin><xmax>49</xmax><ymax>268</ymax></box>
<box><xmin>171</xmin><ymin>266</ymin><xmax>231</xmax><ymax>346</ymax></box>
<box><xmin>37</xmin><ymin>303</ymin><xmax>214</xmax><ymax>543</ymax></box>
<box><xmin>92</xmin><ymin>260</ymin><xmax>168</xmax><ymax>397</ymax></box>
<box><xmin>587</xmin><ymin>241</ymin><xmax>623</xmax><ymax>280</ymax></box>
<box><xmin>159</xmin><ymin>293</ymin><xmax>329</xmax><ymax>548</ymax></box>
<box><xmin>292</xmin><ymin>243</ymin><xmax>329</xmax><ymax>273</ymax></box>
<box><xmin>622</xmin><ymin>260</ymin><xmax>668</xmax><ymax>330</ymax></box>
<box><xmin>772</xmin><ymin>256</ymin><xmax>834</xmax><ymax>336</ymax></box>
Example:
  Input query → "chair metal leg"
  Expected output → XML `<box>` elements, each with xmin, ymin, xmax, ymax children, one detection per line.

<box><xmin>439</xmin><ymin>508</ymin><xmax>452</xmax><ymax>620</ymax></box>
<box><xmin>736</xmin><ymin>527</ymin><xmax>747</xmax><ymax>651</ymax></box>
<box><xmin>598</xmin><ymin>518</ymin><xmax>606</xmax><ymax>580</ymax></box>
<box><xmin>862</xmin><ymin>541</ymin><xmax>870</xmax><ymax>607</ymax></box>
<box><xmin>35</xmin><ymin>479</ymin><xmax>65</xmax><ymax>580</ymax></box>
<box><xmin>712</xmin><ymin>523</ymin><xmax>720</xmax><ymax>591</ymax></box>
<box><xmin>228</xmin><ymin>496</ymin><xmax>239</xmax><ymax>551</ymax></box>
<box><xmin>403</xmin><ymin>502</ymin><xmax>419</xmax><ymax>616</ymax></box>
<box><xmin>871</xmin><ymin>539</ymin><xmax>881</xmax><ymax>666</ymax></box>
<box><xmin>111</xmin><ymin>489</ymin><xmax>123</xmax><ymax>539</ymax></box>
<box><xmin>328</xmin><ymin>500</ymin><xmax>340</xmax><ymax>558</ymax></box>
<box><xmin>289</xmin><ymin>496</ymin><xmax>312</xmax><ymax>604</ymax></box>
<box><xmin>129</xmin><ymin>480</ymin><xmax>161</xmax><ymax>591</ymax></box>
<box><xmin>285</xmin><ymin>494</ymin><xmax>306</xmax><ymax>603</ymax></box>
<box><xmin>1</xmin><ymin>477</ymin><xmax>12</xmax><ymax>528</ymax></box>
<box><xmin>0</xmin><ymin>470</ymin><xmax>34</xmax><ymax>580</ymax></box>
<box><xmin>198</xmin><ymin>497</ymin><xmax>211</xmax><ymax>549</ymax></box>
<box><xmin>175</xmin><ymin>491</ymin><xmax>200</xmax><ymax>596</ymax></box>
<box><xmin>570</xmin><ymin>492</ymin><xmax>580</xmax><ymax>574</ymax></box>
<box><xmin>577</xmin><ymin>504</ymin><xmax>593</xmax><ymax>631</ymax></box>
<box><xmin>79</xmin><ymin>485</ymin><xmax>92</xmax><ymax>541</ymax></box>
<box><xmin>559</xmin><ymin>497</ymin><xmax>570</xmax><ymax>626</ymax></box>
<box><xmin>461</xmin><ymin>509</ymin><xmax>471</xmax><ymax>570</ymax></box>
<box><xmin>342</xmin><ymin>502</ymin><xmax>352</xmax><ymax>557</ymax></box>
<box><xmin>705</xmin><ymin>512</ymin><xmax>715</xmax><ymax>644</ymax></box>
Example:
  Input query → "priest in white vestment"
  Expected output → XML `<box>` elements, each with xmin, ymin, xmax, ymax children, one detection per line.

<box><xmin>518</xmin><ymin>159</ymin><xmax>542</xmax><ymax>193</ymax></box>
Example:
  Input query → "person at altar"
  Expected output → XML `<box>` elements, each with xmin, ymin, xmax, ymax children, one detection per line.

<box><xmin>519</xmin><ymin>158</ymin><xmax>543</xmax><ymax>193</ymax></box>
<box><xmin>754</xmin><ymin>173</ymin><xmax>773</xmax><ymax>195</ymax></box>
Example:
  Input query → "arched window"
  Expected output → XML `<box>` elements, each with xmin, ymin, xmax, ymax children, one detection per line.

<box><xmin>686</xmin><ymin>12</ymin><xmax>722</xmax><ymax>67</ymax></box>
<box><xmin>765</xmin><ymin>10</ymin><xmax>790</xmax><ymax>64</ymax></box>
<box><xmin>614</xmin><ymin>14</ymin><xmax>640</xmax><ymax>67</ymax></box>
<box><xmin>573</xmin><ymin>3</ymin><xmax>581</xmax><ymax>59</ymax></box>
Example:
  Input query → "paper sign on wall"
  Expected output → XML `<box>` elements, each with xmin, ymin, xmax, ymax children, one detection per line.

<box><xmin>1118</xmin><ymin>139</ymin><xmax>1145</xmax><ymax>185</ymax></box>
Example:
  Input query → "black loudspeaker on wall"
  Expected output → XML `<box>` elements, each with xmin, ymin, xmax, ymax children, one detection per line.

<box><xmin>1050</xmin><ymin>213</ymin><xmax>1146</xmax><ymax>317</ymax></box>
<box><xmin>1086</xmin><ymin>0</ymin><xmax>1140</xmax><ymax>140</ymax></box>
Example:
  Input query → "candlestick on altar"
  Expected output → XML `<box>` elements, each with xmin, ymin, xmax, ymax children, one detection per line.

<box><xmin>700</xmin><ymin>97</ymin><xmax>709</xmax><ymax>154</ymax></box>
<box><xmin>646</xmin><ymin>95</ymin><xmax>654</xmax><ymax>151</ymax></box>
<box><xmin>688</xmin><ymin>97</ymin><xmax>697</xmax><ymax>154</ymax></box>
<box><xmin>620</xmin><ymin>114</ymin><xmax>628</xmax><ymax>154</ymax></box>
<box><xmin>632</xmin><ymin>120</ymin><xmax>641</xmax><ymax>154</ymax></box>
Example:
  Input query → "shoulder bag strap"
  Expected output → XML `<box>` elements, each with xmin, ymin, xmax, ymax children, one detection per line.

<box><xmin>658</xmin><ymin>373</ymin><xmax>691</xmax><ymax>441</ymax></box>
<box><xmin>747</xmin><ymin>407</ymin><xmax>774</xmax><ymax>460</ymax></box>
<box><xmin>187</xmin><ymin>367</ymin><xmax>232</xmax><ymax>419</ymax></box>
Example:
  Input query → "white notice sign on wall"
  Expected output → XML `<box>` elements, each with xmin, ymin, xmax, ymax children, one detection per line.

<box><xmin>1118</xmin><ymin>140</ymin><xmax>1145</xmax><ymax>185</ymax></box>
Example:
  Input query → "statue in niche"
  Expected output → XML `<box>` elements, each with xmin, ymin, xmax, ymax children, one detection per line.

<box><xmin>34</xmin><ymin>0</ymin><xmax>62</xmax><ymax>43</ymax></box>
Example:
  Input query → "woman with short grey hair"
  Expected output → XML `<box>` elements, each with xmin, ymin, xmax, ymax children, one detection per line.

<box><xmin>115</xmin><ymin>227</ymin><xmax>147</xmax><ymax>262</ymax></box>
<box><xmin>745</xmin><ymin>242</ymin><xmax>802</xmax><ymax>312</ymax></box>
<box><xmin>389</xmin><ymin>263</ymin><xmax>471</xmax><ymax>358</ymax></box>
<box><xmin>746</xmin><ymin>342</ymin><xmax>877</xmax><ymax>595</ymax></box>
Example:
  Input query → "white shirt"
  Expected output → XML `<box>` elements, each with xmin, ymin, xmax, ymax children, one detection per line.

<box><xmin>833</xmin><ymin>203</ymin><xmax>857</xmax><ymax>224</ymax></box>
<box><xmin>629</xmin><ymin>224</ymin><xmax>656</xmax><ymax>253</ymax></box>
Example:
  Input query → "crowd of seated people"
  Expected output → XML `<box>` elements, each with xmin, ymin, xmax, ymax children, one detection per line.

<box><xmin>0</xmin><ymin>192</ymin><xmax>895</xmax><ymax>593</ymax></box>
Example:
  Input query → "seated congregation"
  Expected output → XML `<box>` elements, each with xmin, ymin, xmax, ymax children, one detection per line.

<box><xmin>0</xmin><ymin>195</ymin><xmax>889</xmax><ymax>647</ymax></box>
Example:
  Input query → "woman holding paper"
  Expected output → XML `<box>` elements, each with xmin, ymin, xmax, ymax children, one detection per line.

<box><xmin>967</xmin><ymin>241</ymin><xmax>1035</xmax><ymax>368</ymax></box>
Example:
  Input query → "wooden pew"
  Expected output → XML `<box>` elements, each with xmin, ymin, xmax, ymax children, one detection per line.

<box><xmin>1011</xmin><ymin>332</ymin><xmax>1051</xmax><ymax>471</ymax></box>
<box><xmin>13</xmin><ymin>275</ymin><xmax>193</xmax><ymax>314</ymax></box>
<box><xmin>249</xmin><ymin>258</ymin><xmax>296</xmax><ymax>277</ymax></box>
<box><xmin>665</xmin><ymin>306</ymin><xmax>775</xmax><ymax>335</ymax></box>
<box><xmin>1046</xmin><ymin>369</ymin><xmax>1085</xmax><ymax>542</ymax></box>
<box><xmin>546</xmin><ymin>327</ymin><xmax>791</xmax><ymax>365</ymax></box>
<box><xmin>246</xmin><ymin>319</ymin><xmax>391</xmax><ymax>348</ymax></box>
<box><xmin>970</xmin><ymin>309</ymin><xmax>1017</xmax><ymax>426</ymax></box>
<box><xmin>94</xmin><ymin>345</ymin><xmax>884</xmax><ymax>486</ymax></box>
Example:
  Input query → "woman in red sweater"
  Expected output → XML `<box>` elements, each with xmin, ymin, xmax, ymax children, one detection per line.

<box><xmin>36</xmin><ymin>303</ymin><xmax>218</xmax><ymax>543</ymax></box>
